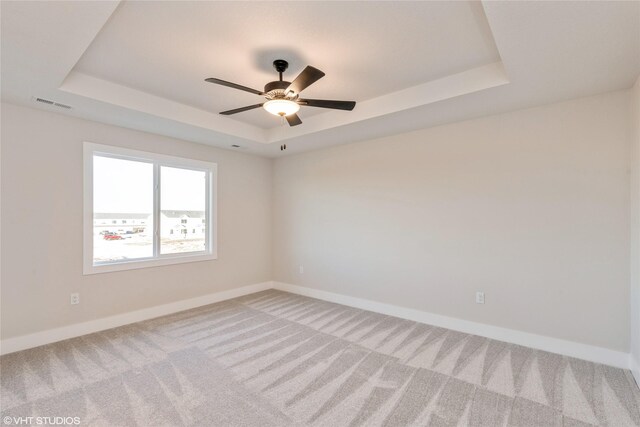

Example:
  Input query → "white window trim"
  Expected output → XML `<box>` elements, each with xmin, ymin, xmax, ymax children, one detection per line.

<box><xmin>83</xmin><ymin>142</ymin><xmax>218</xmax><ymax>275</ymax></box>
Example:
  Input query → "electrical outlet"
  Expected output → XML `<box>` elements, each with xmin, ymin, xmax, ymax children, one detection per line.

<box><xmin>70</xmin><ymin>293</ymin><xmax>80</xmax><ymax>305</ymax></box>
<box><xmin>299</xmin><ymin>265</ymin><xmax>304</xmax><ymax>274</ymax></box>
<box><xmin>476</xmin><ymin>292</ymin><xmax>485</xmax><ymax>304</ymax></box>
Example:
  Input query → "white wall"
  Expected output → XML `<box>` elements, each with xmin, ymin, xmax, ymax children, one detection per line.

<box><xmin>631</xmin><ymin>76</ymin><xmax>640</xmax><ymax>381</ymax></box>
<box><xmin>273</xmin><ymin>90</ymin><xmax>632</xmax><ymax>352</ymax></box>
<box><xmin>2</xmin><ymin>88</ymin><xmax>637</xmax><ymax>361</ymax></box>
<box><xmin>0</xmin><ymin>103</ymin><xmax>272</xmax><ymax>340</ymax></box>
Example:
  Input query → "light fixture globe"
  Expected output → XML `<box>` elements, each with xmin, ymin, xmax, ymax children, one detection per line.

<box><xmin>263</xmin><ymin>99</ymin><xmax>300</xmax><ymax>117</ymax></box>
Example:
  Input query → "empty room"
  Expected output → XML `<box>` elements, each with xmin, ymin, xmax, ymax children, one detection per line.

<box><xmin>1</xmin><ymin>1</ymin><xmax>640</xmax><ymax>426</ymax></box>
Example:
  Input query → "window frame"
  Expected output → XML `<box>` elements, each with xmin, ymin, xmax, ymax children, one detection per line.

<box><xmin>83</xmin><ymin>142</ymin><xmax>218</xmax><ymax>275</ymax></box>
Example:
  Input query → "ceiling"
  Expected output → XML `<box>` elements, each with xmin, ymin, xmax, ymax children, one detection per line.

<box><xmin>2</xmin><ymin>1</ymin><xmax>639</xmax><ymax>158</ymax></box>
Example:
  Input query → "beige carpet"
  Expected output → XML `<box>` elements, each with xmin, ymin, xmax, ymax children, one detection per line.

<box><xmin>1</xmin><ymin>289</ymin><xmax>639</xmax><ymax>426</ymax></box>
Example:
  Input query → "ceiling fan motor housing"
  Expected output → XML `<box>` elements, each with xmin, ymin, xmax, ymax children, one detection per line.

<box><xmin>264</xmin><ymin>80</ymin><xmax>293</xmax><ymax>99</ymax></box>
<box><xmin>265</xmin><ymin>59</ymin><xmax>297</xmax><ymax>99</ymax></box>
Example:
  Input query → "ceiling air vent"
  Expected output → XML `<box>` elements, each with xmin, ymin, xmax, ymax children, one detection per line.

<box><xmin>34</xmin><ymin>97</ymin><xmax>72</xmax><ymax>110</ymax></box>
<box><xmin>35</xmin><ymin>97</ymin><xmax>54</xmax><ymax>105</ymax></box>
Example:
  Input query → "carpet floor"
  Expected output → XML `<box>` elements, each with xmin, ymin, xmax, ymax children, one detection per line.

<box><xmin>1</xmin><ymin>289</ymin><xmax>639</xmax><ymax>426</ymax></box>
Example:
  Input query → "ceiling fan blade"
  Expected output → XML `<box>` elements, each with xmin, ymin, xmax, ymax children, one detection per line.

<box><xmin>285</xmin><ymin>66</ymin><xmax>325</xmax><ymax>96</ymax></box>
<box><xmin>286</xmin><ymin>113</ymin><xmax>302</xmax><ymax>126</ymax></box>
<box><xmin>298</xmin><ymin>99</ymin><xmax>356</xmax><ymax>111</ymax></box>
<box><xmin>219</xmin><ymin>103</ymin><xmax>264</xmax><ymax>115</ymax></box>
<box><xmin>205</xmin><ymin>78</ymin><xmax>264</xmax><ymax>95</ymax></box>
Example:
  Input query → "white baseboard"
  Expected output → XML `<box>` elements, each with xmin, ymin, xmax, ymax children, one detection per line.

<box><xmin>0</xmin><ymin>281</ymin><xmax>273</xmax><ymax>356</ymax></box>
<box><xmin>631</xmin><ymin>353</ymin><xmax>640</xmax><ymax>388</ymax></box>
<box><xmin>2</xmin><ymin>280</ymin><xmax>632</xmax><ymax>372</ymax></box>
<box><xmin>273</xmin><ymin>282</ymin><xmax>630</xmax><ymax>370</ymax></box>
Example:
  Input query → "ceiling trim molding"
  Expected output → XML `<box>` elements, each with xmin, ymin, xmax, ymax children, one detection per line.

<box><xmin>60</xmin><ymin>71</ymin><xmax>265</xmax><ymax>142</ymax></box>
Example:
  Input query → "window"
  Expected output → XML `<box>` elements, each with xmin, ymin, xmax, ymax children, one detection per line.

<box><xmin>84</xmin><ymin>142</ymin><xmax>217</xmax><ymax>274</ymax></box>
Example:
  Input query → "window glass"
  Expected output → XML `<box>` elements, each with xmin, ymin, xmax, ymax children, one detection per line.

<box><xmin>160</xmin><ymin>166</ymin><xmax>207</xmax><ymax>255</ymax></box>
<box><xmin>93</xmin><ymin>156</ymin><xmax>153</xmax><ymax>263</ymax></box>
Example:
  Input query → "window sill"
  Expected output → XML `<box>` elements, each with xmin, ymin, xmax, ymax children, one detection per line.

<box><xmin>83</xmin><ymin>251</ymin><xmax>218</xmax><ymax>275</ymax></box>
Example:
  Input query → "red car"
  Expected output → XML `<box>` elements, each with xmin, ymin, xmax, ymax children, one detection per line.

<box><xmin>103</xmin><ymin>233</ymin><xmax>124</xmax><ymax>240</ymax></box>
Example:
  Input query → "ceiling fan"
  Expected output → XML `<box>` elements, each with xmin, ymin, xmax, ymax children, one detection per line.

<box><xmin>205</xmin><ymin>59</ymin><xmax>356</xmax><ymax>127</ymax></box>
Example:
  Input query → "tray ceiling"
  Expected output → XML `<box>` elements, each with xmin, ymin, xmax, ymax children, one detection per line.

<box><xmin>1</xmin><ymin>1</ymin><xmax>639</xmax><ymax>157</ymax></box>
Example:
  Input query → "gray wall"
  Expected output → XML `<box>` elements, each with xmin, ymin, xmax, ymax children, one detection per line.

<box><xmin>1</xmin><ymin>88</ymin><xmax>636</xmax><ymax>355</ymax></box>
<box><xmin>273</xmin><ymin>90</ymin><xmax>632</xmax><ymax>352</ymax></box>
<box><xmin>631</xmin><ymin>77</ymin><xmax>640</xmax><ymax>377</ymax></box>
<box><xmin>0</xmin><ymin>103</ymin><xmax>272</xmax><ymax>339</ymax></box>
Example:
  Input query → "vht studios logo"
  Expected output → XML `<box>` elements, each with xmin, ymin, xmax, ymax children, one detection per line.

<box><xmin>3</xmin><ymin>416</ymin><xmax>80</xmax><ymax>425</ymax></box>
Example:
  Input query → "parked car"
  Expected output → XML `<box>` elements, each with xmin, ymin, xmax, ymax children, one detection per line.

<box><xmin>103</xmin><ymin>233</ymin><xmax>124</xmax><ymax>240</ymax></box>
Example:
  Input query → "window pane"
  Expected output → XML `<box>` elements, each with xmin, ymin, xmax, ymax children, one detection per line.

<box><xmin>93</xmin><ymin>156</ymin><xmax>153</xmax><ymax>263</ymax></box>
<box><xmin>160</xmin><ymin>166</ymin><xmax>207</xmax><ymax>254</ymax></box>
